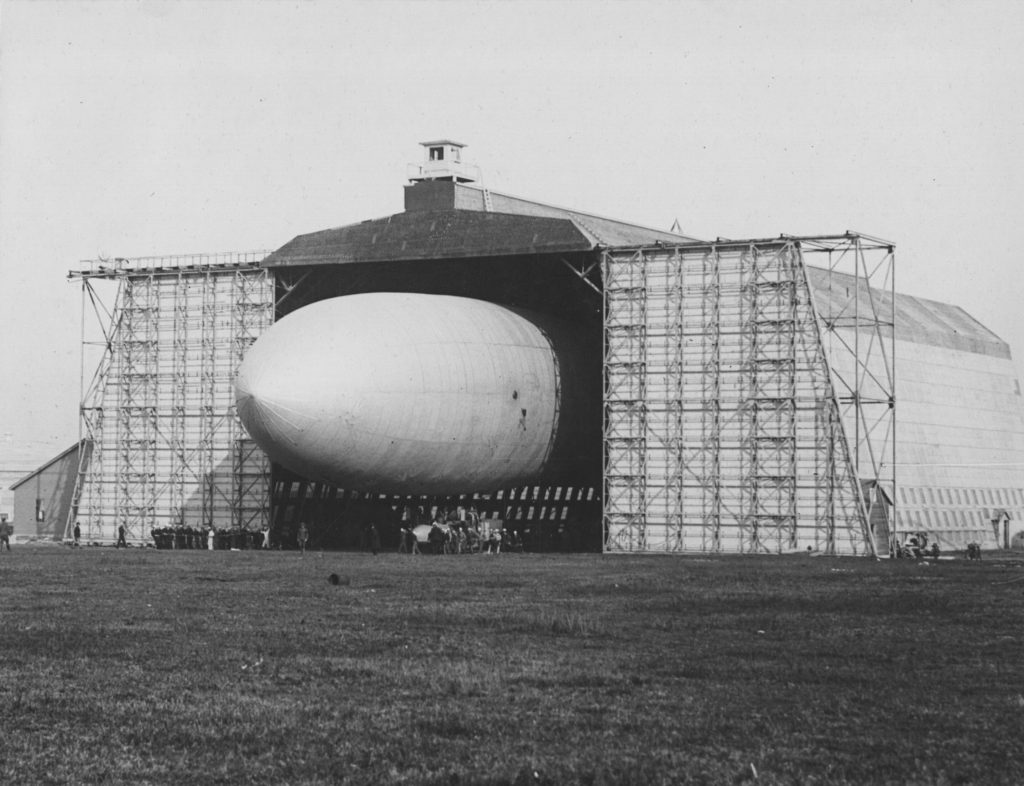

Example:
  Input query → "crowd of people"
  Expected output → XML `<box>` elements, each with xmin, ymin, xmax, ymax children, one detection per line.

<box><xmin>60</xmin><ymin>500</ymin><xmax>583</xmax><ymax>553</ymax></box>
<box><xmin>149</xmin><ymin>525</ymin><xmax>272</xmax><ymax>550</ymax></box>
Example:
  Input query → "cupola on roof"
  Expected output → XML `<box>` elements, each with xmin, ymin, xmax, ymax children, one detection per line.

<box><xmin>408</xmin><ymin>140</ymin><xmax>479</xmax><ymax>184</ymax></box>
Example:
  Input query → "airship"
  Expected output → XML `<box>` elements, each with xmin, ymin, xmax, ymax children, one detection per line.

<box><xmin>235</xmin><ymin>292</ymin><xmax>598</xmax><ymax>494</ymax></box>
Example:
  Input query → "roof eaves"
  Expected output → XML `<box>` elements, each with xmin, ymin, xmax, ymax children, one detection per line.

<box><xmin>419</xmin><ymin>139</ymin><xmax>466</xmax><ymax>148</ymax></box>
<box><xmin>566</xmin><ymin>214</ymin><xmax>603</xmax><ymax>246</ymax></box>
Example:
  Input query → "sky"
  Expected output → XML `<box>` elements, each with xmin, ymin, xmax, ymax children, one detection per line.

<box><xmin>2</xmin><ymin>0</ymin><xmax>1024</xmax><ymax>488</ymax></box>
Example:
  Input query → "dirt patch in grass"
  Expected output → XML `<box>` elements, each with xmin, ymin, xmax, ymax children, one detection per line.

<box><xmin>1</xmin><ymin>548</ymin><xmax>1022</xmax><ymax>784</ymax></box>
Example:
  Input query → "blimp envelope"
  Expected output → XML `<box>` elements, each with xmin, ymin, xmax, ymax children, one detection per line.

<box><xmin>235</xmin><ymin>292</ymin><xmax>593</xmax><ymax>494</ymax></box>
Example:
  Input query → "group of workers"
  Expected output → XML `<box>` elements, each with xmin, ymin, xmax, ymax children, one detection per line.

<box><xmin>894</xmin><ymin>532</ymin><xmax>940</xmax><ymax>559</ymax></box>
<box><xmin>397</xmin><ymin>519</ymin><xmax>522</xmax><ymax>555</ymax></box>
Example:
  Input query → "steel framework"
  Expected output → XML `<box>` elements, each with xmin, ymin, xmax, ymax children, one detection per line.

<box><xmin>66</xmin><ymin>253</ymin><xmax>274</xmax><ymax>543</ymax></box>
<box><xmin>602</xmin><ymin>235</ymin><xmax>895</xmax><ymax>555</ymax></box>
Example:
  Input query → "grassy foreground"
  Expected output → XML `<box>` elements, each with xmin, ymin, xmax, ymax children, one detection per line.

<box><xmin>1</xmin><ymin>547</ymin><xmax>1022</xmax><ymax>785</ymax></box>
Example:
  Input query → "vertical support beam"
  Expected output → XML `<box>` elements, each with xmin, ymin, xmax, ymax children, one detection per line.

<box><xmin>801</xmin><ymin>234</ymin><xmax>895</xmax><ymax>555</ymax></box>
<box><xmin>701</xmin><ymin>246</ymin><xmax>722</xmax><ymax>551</ymax></box>
<box><xmin>603</xmin><ymin>249</ymin><xmax>648</xmax><ymax>551</ymax></box>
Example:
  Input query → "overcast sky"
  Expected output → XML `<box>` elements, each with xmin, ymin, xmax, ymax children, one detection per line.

<box><xmin>2</xmin><ymin>0</ymin><xmax>1024</xmax><ymax>476</ymax></box>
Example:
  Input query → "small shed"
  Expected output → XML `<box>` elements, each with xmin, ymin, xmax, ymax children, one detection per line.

<box><xmin>9</xmin><ymin>441</ymin><xmax>88</xmax><ymax>541</ymax></box>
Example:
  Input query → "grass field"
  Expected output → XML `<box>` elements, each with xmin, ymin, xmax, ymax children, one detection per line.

<box><xmin>1</xmin><ymin>546</ymin><xmax>1022</xmax><ymax>785</ymax></box>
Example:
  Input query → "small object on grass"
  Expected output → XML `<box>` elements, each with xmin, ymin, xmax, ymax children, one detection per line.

<box><xmin>327</xmin><ymin>573</ymin><xmax>350</xmax><ymax>586</ymax></box>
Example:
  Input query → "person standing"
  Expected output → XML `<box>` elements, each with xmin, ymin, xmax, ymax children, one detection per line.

<box><xmin>297</xmin><ymin>522</ymin><xmax>309</xmax><ymax>553</ymax></box>
<box><xmin>116</xmin><ymin>525</ymin><xmax>127</xmax><ymax>549</ymax></box>
<box><xmin>428</xmin><ymin>518</ymin><xmax>444</xmax><ymax>555</ymax></box>
<box><xmin>73</xmin><ymin>521</ymin><xmax>81</xmax><ymax>547</ymax></box>
<box><xmin>0</xmin><ymin>520</ymin><xmax>11</xmax><ymax>551</ymax></box>
<box><xmin>261</xmin><ymin>524</ymin><xmax>271</xmax><ymax>550</ymax></box>
<box><xmin>368</xmin><ymin>523</ymin><xmax>381</xmax><ymax>556</ymax></box>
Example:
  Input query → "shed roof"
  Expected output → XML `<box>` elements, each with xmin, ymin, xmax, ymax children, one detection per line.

<box><xmin>9</xmin><ymin>441</ymin><xmax>85</xmax><ymax>491</ymax></box>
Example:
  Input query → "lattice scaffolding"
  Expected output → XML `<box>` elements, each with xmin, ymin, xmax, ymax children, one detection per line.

<box><xmin>602</xmin><ymin>235</ymin><xmax>895</xmax><ymax>555</ymax></box>
<box><xmin>66</xmin><ymin>252</ymin><xmax>274</xmax><ymax>543</ymax></box>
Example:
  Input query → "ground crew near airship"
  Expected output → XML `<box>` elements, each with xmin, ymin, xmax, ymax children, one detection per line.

<box><xmin>297</xmin><ymin>522</ymin><xmax>309</xmax><ymax>553</ymax></box>
<box><xmin>487</xmin><ymin>528</ymin><xmax>502</xmax><ymax>554</ymax></box>
<box><xmin>399</xmin><ymin>526</ymin><xmax>418</xmax><ymax>554</ymax></box>
<box><xmin>455</xmin><ymin>526</ymin><xmax>467</xmax><ymax>554</ymax></box>
<box><xmin>428</xmin><ymin>518</ymin><xmax>445</xmax><ymax>554</ymax></box>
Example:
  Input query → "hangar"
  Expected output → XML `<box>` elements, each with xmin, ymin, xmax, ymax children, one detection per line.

<box><xmin>63</xmin><ymin>142</ymin><xmax>1024</xmax><ymax>554</ymax></box>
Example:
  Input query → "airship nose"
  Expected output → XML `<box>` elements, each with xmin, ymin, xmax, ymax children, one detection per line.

<box><xmin>234</xmin><ymin>293</ymin><xmax>569</xmax><ymax>493</ymax></box>
<box><xmin>236</xmin><ymin>352</ymin><xmax>318</xmax><ymax>453</ymax></box>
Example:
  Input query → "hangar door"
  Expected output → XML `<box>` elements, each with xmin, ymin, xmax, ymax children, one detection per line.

<box><xmin>601</xmin><ymin>240</ymin><xmax>876</xmax><ymax>555</ymax></box>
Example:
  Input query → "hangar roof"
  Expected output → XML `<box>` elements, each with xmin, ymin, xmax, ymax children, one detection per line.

<box><xmin>806</xmin><ymin>266</ymin><xmax>1009</xmax><ymax>358</ymax></box>
<box><xmin>263</xmin><ymin>180</ymin><xmax>695</xmax><ymax>268</ymax></box>
<box><xmin>263</xmin><ymin>210</ymin><xmax>597</xmax><ymax>267</ymax></box>
<box><xmin>261</xmin><ymin>181</ymin><xmax>1007</xmax><ymax>359</ymax></box>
